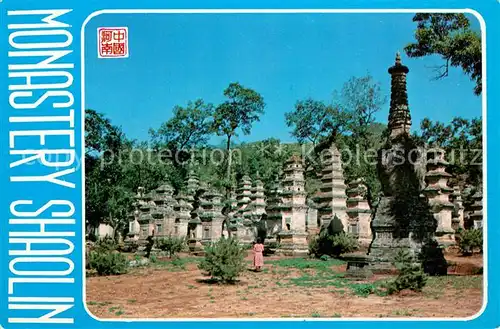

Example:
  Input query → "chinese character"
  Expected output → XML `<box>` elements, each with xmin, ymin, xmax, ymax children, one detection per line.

<box><xmin>98</xmin><ymin>27</ymin><xmax>128</xmax><ymax>58</ymax></box>
<box><xmin>101</xmin><ymin>30</ymin><xmax>113</xmax><ymax>43</ymax></box>
<box><xmin>113</xmin><ymin>30</ymin><xmax>125</xmax><ymax>42</ymax></box>
<box><xmin>101</xmin><ymin>43</ymin><xmax>113</xmax><ymax>55</ymax></box>
<box><xmin>113</xmin><ymin>43</ymin><xmax>125</xmax><ymax>55</ymax></box>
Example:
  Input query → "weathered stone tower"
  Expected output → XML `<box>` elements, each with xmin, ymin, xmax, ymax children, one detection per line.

<box><xmin>199</xmin><ymin>188</ymin><xmax>225</xmax><ymax>245</ymax></box>
<box><xmin>315</xmin><ymin>143</ymin><xmax>348</xmax><ymax>230</ymax></box>
<box><xmin>276</xmin><ymin>154</ymin><xmax>308</xmax><ymax>256</ymax></box>
<box><xmin>175</xmin><ymin>193</ymin><xmax>193</xmax><ymax>238</ymax></box>
<box><xmin>346</xmin><ymin>178</ymin><xmax>372</xmax><ymax>247</ymax></box>
<box><xmin>422</xmin><ymin>148</ymin><xmax>455</xmax><ymax>245</ymax></box>
<box><xmin>387</xmin><ymin>52</ymin><xmax>412</xmax><ymax>140</ymax></box>
<box><xmin>152</xmin><ymin>181</ymin><xmax>178</xmax><ymax>237</ymax></box>
<box><xmin>264</xmin><ymin>173</ymin><xmax>284</xmax><ymax>251</ymax></box>
<box><xmin>368</xmin><ymin>52</ymin><xmax>421</xmax><ymax>268</ymax></box>
<box><xmin>466</xmin><ymin>188</ymin><xmax>483</xmax><ymax>230</ymax></box>
<box><xmin>451</xmin><ymin>186</ymin><xmax>465</xmax><ymax>230</ymax></box>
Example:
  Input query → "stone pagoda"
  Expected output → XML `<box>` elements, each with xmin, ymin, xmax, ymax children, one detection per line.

<box><xmin>231</xmin><ymin>175</ymin><xmax>255</xmax><ymax>243</ymax></box>
<box><xmin>387</xmin><ymin>52</ymin><xmax>412</xmax><ymax>140</ymax></box>
<box><xmin>466</xmin><ymin>188</ymin><xmax>483</xmax><ymax>230</ymax></box>
<box><xmin>422</xmin><ymin>148</ymin><xmax>455</xmax><ymax>246</ymax></box>
<box><xmin>276</xmin><ymin>154</ymin><xmax>308</xmax><ymax>256</ymax></box>
<box><xmin>199</xmin><ymin>187</ymin><xmax>225</xmax><ymax>245</ymax></box>
<box><xmin>187</xmin><ymin>184</ymin><xmax>206</xmax><ymax>254</ymax></box>
<box><xmin>249</xmin><ymin>175</ymin><xmax>267</xmax><ymax>217</ymax></box>
<box><xmin>346</xmin><ymin>178</ymin><xmax>372</xmax><ymax>247</ymax></box>
<box><xmin>264</xmin><ymin>173</ymin><xmax>284</xmax><ymax>252</ymax></box>
<box><xmin>151</xmin><ymin>180</ymin><xmax>178</xmax><ymax>237</ymax></box>
<box><xmin>236</xmin><ymin>175</ymin><xmax>253</xmax><ymax>211</ymax></box>
<box><xmin>174</xmin><ymin>192</ymin><xmax>193</xmax><ymax>238</ymax></box>
<box><xmin>124</xmin><ymin>187</ymin><xmax>145</xmax><ymax>247</ymax></box>
<box><xmin>315</xmin><ymin>143</ymin><xmax>348</xmax><ymax>231</ymax></box>
<box><xmin>223</xmin><ymin>184</ymin><xmax>239</xmax><ymax>238</ymax></box>
<box><xmin>367</xmin><ymin>52</ymin><xmax>422</xmax><ymax>269</ymax></box>
<box><xmin>185</xmin><ymin>169</ymin><xmax>200</xmax><ymax>196</ymax></box>
<box><xmin>451</xmin><ymin>186</ymin><xmax>465</xmax><ymax>230</ymax></box>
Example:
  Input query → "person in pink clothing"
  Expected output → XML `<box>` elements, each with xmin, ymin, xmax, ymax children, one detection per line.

<box><xmin>253</xmin><ymin>238</ymin><xmax>265</xmax><ymax>272</ymax></box>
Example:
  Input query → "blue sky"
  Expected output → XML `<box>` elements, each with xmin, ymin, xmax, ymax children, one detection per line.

<box><xmin>84</xmin><ymin>13</ymin><xmax>482</xmax><ymax>146</ymax></box>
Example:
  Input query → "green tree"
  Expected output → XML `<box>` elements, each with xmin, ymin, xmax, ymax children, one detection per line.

<box><xmin>212</xmin><ymin>82</ymin><xmax>265</xmax><ymax>187</ymax></box>
<box><xmin>285</xmin><ymin>98</ymin><xmax>351</xmax><ymax>147</ymax></box>
<box><xmin>285</xmin><ymin>75</ymin><xmax>386</xmax><ymax>203</ymax></box>
<box><xmin>387</xmin><ymin>249</ymin><xmax>428</xmax><ymax>294</ymax></box>
<box><xmin>85</xmin><ymin>109</ymin><xmax>130</xmax><ymax>235</ymax></box>
<box><xmin>339</xmin><ymin>75</ymin><xmax>387</xmax><ymax>148</ymax></box>
<box><xmin>405</xmin><ymin>13</ymin><xmax>481</xmax><ymax>95</ymax></box>
<box><xmin>415</xmin><ymin>117</ymin><xmax>482</xmax><ymax>186</ymax></box>
<box><xmin>149</xmin><ymin>99</ymin><xmax>214</xmax><ymax>166</ymax></box>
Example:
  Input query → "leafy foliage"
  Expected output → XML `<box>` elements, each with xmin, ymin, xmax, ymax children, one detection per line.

<box><xmin>415</xmin><ymin>117</ymin><xmax>482</xmax><ymax>186</ymax></box>
<box><xmin>212</xmin><ymin>82</ymin><xmax>266</xmax><ymax>185</ymax></box>
<box><xmin>405</xmin><ymin>13</ymin><xmax>481</xmax><ymax>95</ymax></box>
<box><xmin>309</xmin><ymin>220</ymin><xmax>359</xmax><ymax>258</ymax></box>
<box><xmin>156</xmin><ymin>236</ymin><xmax>186</xmax><ymax>258</ymax></box>
<box><xmin>457</xmin><ymin>228</ymin><xmax>483</xmax><ymax>256</ymax></box>
<box><xmin>85</xmin><ymin>109</ymin><xmax>134</xmax><ymax>235</ymax></box>
<box><xmin>94</xmin><ymin>236</ymin><xmax>118</xmax><ymax>252</ymax></box>
<box><xmin>198</xmin><ymin>237</ymin><xmax>246</xmax><ymax>283</ymax></box>
<box><xmin>418</xmin><ymin>239</ymin><xmax>448</xmax><ymax>276</ymax></box>
<box><xmin>285</xmin><ymin>98</ymin><xmax>351</xmax><ymax>145</ymax></box>
<box><xmin>285</xmin><ymin>75</ymin><xmax>386</xmax><ymax>204</ymax></box>
<box><xmin>149</xmin><ymin>99</ymin><xmax>214</xmax><ymax>165</ymax></box>
<box><xmin>88</xmin><ymin>250</ymin><xmax>128</xmax><ymax>276</ymax></box>
<box><xmin>385</xmin><ymin>135</ymin><xmax>436</xmax><ymax>241</ymax></box>
<box><xmin>286</xmin><ymin>75</ymin><xmax>385</xmax><ymax>148</ymax></box>
<box><xmin>387</xmin><ymin>249</ymin><xmax>428</xmax><ymax>294</ymax></box>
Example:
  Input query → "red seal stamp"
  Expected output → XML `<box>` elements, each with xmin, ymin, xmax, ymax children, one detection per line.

<box><xmin>97</xmin><ymin>27</ymin><xmax>129</xmax><ymax>58</ymax></box>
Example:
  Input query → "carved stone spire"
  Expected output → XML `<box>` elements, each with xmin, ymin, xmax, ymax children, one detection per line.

<box><xmin>388</xmin><ymin>52</ymin><xmax>412</xmax><ymax>139</ymax></box>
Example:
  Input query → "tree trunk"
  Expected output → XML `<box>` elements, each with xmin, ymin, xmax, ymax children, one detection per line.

<box><xmin>226</xmin><ymin>134</ymin><xmax>232</xmax><ymax>198</ymax></box>
<box><xmin>226</xmin><ymin>134</ymin><xmax>232</xmax><ymax>182</ymax></box>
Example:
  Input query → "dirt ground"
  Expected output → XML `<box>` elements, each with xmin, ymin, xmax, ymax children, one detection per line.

<box><xmin>86</xmin><ymin>250</ymin><xmax>483</xmax><ymax>319</ymax></box>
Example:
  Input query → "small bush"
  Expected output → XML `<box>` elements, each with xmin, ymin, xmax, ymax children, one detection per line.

<box><xmin>329</xmin><ymin>233</ymin><xmax>359</xmax><ymax>257</ymax></box>
<box><xmin>119</xmin><ymin>241</ymin><xmax>139</xmax><ymax>253</ymax></box>
<box><xmin>88</xmin><ymin>250</ymin><xmax>128</xmax><ymax>276</ymax></box>
<box><xmin>387</xmin><ymin>249</ymin><xmax>427</xmax><ymax>294</ymax></box>
<box><xmin>419</xmin><ymin>239</ymin><xmax>448</xmax><ymax>276</ymax></box>
<box><xmin>457</xmin><ymin>229</ymin><xmax>483</xmax><ymax>256</ymax></box>
<box><xmin>309</xmin><ymin>229</ymin><xmax>358</xmax><ymax>258</ymax></box>
<box><xmin>198</xmin><ymin>237</ymin><xmax>246</xmax><ymax>283</ymax></box>
<box><xmin>308</xmin><ymin>236</ymin><xmax>320</xmax><ymax>257</ymax></box>
<box><xmin>156</xmin><ymin>236</ymin><xmax>186</xmax><ymax>258</ymax></box>
<box><xmin>319</xmin><ymin>255</ymin><xmax>330</xmax><ymax>262</ymax></box>
<box><xmin>94</xmin><ymin>236</ymin><xmax>117</xmax><ymax>252</ymax></box>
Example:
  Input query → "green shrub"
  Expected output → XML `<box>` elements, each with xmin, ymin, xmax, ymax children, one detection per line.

<box><xmin>88</xmin><ymin>250</ymin><xmax>128</xmax><ymax>276</ymax></box>
<box><xmin>387</xmin><ymin>249</ymin><xmax>427</xmax><ymax>294</ymax></box>
<box><xmin>198</xmin><ymin>237</ymin><xmax>246</xmax><ymax>283</ymax></box>
<box><xmin>308</xmin><ymin>235</ymin><xmax>320</xmax><ymax>256</ymax></box>
<box><xmin>329</xmin><ymin>233</ymin><xmax>359</xmax><ymax>257</ymax></box>
<box><xmin>457</xmin><ymin>229</ymin><xmax>483</xmax><ymax>256</ymax></box>
<box><xmin>94</xmin><ymin>235</ymin><xmax>117</xmax><ymax>252</ymax></box>
<box><xmin>319</xmin><ymin>254</ymin><xmax>330</xmax><ymax>262</ymax></box>
<box><xmin>309</xmin><ymin>229</ymin><xmax>359</xmax><ymax>258</ymax></box>
<box><xmin>156</xmin><ymin>236</ymin><xmax>186</xmax><ymax>258</ymax></box>
<box><xmin>419</xmin><ymin>239</ymin><xmax>448</xmax><ymax>276</ymax></box>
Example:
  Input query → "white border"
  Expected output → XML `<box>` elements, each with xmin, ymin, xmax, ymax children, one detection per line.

<box><xmin>81</xmin><ymin>8</ymin><xmax>487</xmax><ymax>323</ymax></box>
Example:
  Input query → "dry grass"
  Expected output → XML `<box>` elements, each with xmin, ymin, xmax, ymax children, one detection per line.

<box><xmin>86</xmin><ymin>251</ymin><xmax>483</xmax><ymax>319</ymax></box>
